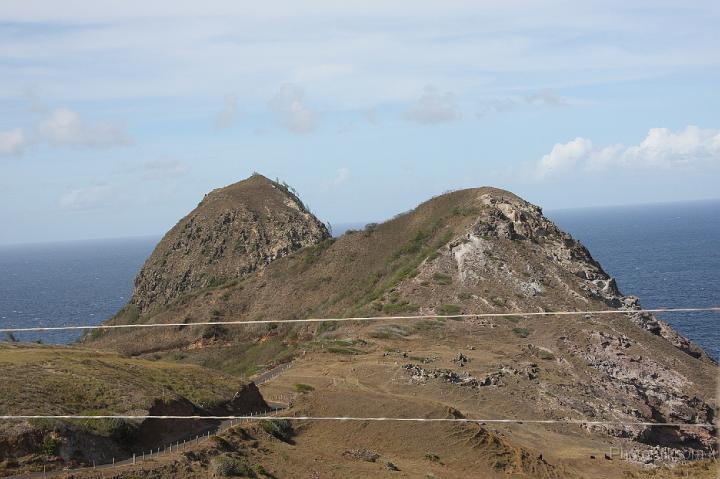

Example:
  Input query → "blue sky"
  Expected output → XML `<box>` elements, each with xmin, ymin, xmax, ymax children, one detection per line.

<box><xmin>0</xmin><ymin>1</ymin><xmax>719</xmax><ymax>245</ymax></box>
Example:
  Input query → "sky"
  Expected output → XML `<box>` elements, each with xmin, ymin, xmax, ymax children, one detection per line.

<box><xmin>0</xmin><ymin>1</ymin><xmax>719</xmax><ymax>245</ymax></box>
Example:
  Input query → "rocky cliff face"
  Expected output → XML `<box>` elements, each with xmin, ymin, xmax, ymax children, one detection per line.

<box><xmin>441</xmin><ymin>191</ymin><xmax>710</xmax><ymax>361</ymax></box>
<box><xmin>131</xmin><ymin>174</ymin><xmax>330</xmax><ymax>313</ymax></box>
<box><xmin>399</xmin><ymin>190</ymin><xmax>716</xmax><ymax>452</ymax></box>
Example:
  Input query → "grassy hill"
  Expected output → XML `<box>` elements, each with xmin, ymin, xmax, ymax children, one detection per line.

<box><xmin>0</xmin><ymin>343</ymin><xmax>266</xmax><ymax>476</ymax></box>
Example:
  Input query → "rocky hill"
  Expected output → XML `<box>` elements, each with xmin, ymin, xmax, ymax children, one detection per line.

<box><xmin>70</xmin><ymin>178</ymin><xmax>719</xmax><ymax>477</ymax></box>
<box><xmin>130</xmin><ymin>174</ymin><xmax>330</xmax><ymax>314</ymax></box>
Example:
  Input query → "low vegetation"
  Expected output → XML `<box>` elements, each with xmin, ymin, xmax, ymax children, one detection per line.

<box><xmin>436</xmin><ymin>304</ymin><xmax>462</xmax><ymax>316</ymax></box>
<box><xmin>512</xmin><ymin>327</ymin><xmax>531</xmax><ymax>338</ymax></box>
<box><xmin>0</xmin><ymin>343</ymin><xmax>241</xmax><ymax>419</ymax></box>
<box><xmin>260</xmin><ymin>419</ymin><xmax>294</xmax><ymax>443</ymax></box>
<box><xmin>294</xmin><ymin>383</ymin><xmax>315</xmax><ymax>393</ymax></box>
<box><xmin>211</xmin><ymin>455</ymin><xmax>254</xmax><ymax>477</ymax></box>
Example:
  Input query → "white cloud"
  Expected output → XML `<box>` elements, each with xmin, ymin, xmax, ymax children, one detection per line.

<box><xmin>59</xmin><ymin>184</ymin><xmax>113</xmax><ymax>210</ymax></box>
<box><xmin>404</xmin><ymin>86</ymin><xmax>459</xmax><ymax>125</ymax></box>
<box><xmin>0</xmin><ymin>128</ymin><xmax>28</xmax><ymax>156</ymax></box>
<box><xmin>537</xmin><ymin>137</ymin><xmax>594</xmax><ymax>177</ymax></box>
<box><xmin>37</xmin><ymin>108</ymin><xmax>131</xmax><ymax>147</ymax></box>
<box><xmin>268</xmin><ymin>84</ymin><xmax>317</xmax><ymax>133</ymax></box>
<box><xmin>215</xmin><ymin>94</ymin><xmax>239</xmax><ymax>129</ymax></box>
<box><xmin>535</xmin><ymin>126</ymin><xmax>720</xmax><ymax>178</ymax></box>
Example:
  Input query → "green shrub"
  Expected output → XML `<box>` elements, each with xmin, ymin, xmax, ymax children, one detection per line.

<box><xmin>512</xmin><ymin>327</ymin><xmax>531</xmax><ymax>338</ymax></box>
<box><xmin>437</xmin><ymin>304</ymin><xmax>461</xmax><ymax>316</ymax></box>
<box><xmin>202</xmin><ymin>324</ymin><xmax>229</xmax><ymax>340</ymax></box>
<box><xmin>395</xmin><ymin>230</ymin><xmax>430</xmax><ymax>257</ymax></box>
<box><xmin>211</xmin><ymin>455</ymin><xmax>253</xmax><ymax>477</ymax></box>
<box><xmin>42</xmin><ymin>434</ymin><xmax>62</xmax><ymax>456</ymax></box>
<box><xmin>370</xmin><ymin>325</ymin><xmax>411</xmax><ymax>339</ymax></box>
<box><xmin>260</xmin><ymin>419</ymin><xmax>294</xmax><ymax>443</ymax></box>
<box><xmin>432</xmin><ymin>273</ymin><xmax>452</xmax><ymax>285</ymax></box>
<box><xmin>317</xmin><ymin>321</ymin><xmax>338</xmax><ymax>334</ymax></box>
<box><xmin>209</xmin><ymin>435</ymin><xmax>234</xmax><ymax>451</ymax></box>
<box><xmin>327</xmin><ymin>346</ymin><xmax>362</xmax><ymax>355</ymax></box>
<box><xmin>294</xmin><ymin>383</ymin><xmax>315</xmax><ymax>393</ymax></box>
<box><xmin>207</xmin><ymin>277</ymin><xmax>228</xmax><ymax>288</ymax></box>
<box><xmin>491</xmin><ymin>297</ymin><xmax>506</xmax><ymax>307</ymax></box>
<box><xmin>382</xmin><ymin>301</ymin><xmax>419</xmax><ymax>315</ymax></box>
<box><xmin>452</xmin><ymin>206</ymin><xmax>480</xmax><ymax>217</ymax></box>
<box><xmin>538</xmin><ymin>350</ymin><xmax>555</xmax><ymax>360</ymax></box>
<box><xmin>303</xmin><ymin>238</ymin><xmax>335</xmax><ymax>265</ymax></box>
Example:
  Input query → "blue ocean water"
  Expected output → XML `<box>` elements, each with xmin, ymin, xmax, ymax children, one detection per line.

<box><xmin>547</xmin><ymin>199</ymin><xmax>719</xmax><ymax>361</ymax></box>
<box><xmin>0</xmin><ymin>200</ymin><xmax>718</xmax><ymax>359</ymax></box>
<box><xmin>0</xmin><ymin>237</ymin><xmax>157</xmax><ymax>344</ymax></box>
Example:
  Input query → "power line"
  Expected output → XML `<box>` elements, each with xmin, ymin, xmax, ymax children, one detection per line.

<box><xmin>0</xmin><ymin>414</ymin><xmax>713</xmax><ymax>428</ymax></box>
<box><xmin>1</xmin><ymin>307</ymin><xmax>718</xmax><ymax>334</ymax></box>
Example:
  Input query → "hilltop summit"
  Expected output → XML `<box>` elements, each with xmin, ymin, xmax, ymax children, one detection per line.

<box><xmin>130</xmin><ymin>174</ymin><xmax>330</xmax><ymax>313</ymax></box>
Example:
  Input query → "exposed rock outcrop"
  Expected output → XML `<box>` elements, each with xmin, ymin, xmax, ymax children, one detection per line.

<box><xmin>131</xmin><ymin>174</ymin><xmax>330</xmax><ymax>313</ymax></box>
<box><xmin>446</xmin><ymin>191</ymin><xmax>711</xmax><ymax>361</ymax></box>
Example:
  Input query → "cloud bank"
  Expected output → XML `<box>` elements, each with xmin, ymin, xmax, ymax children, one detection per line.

<box><xmin>535</xmin><ymin>126</ymin><xmax>720</xmax><ymax>178</ymax></box>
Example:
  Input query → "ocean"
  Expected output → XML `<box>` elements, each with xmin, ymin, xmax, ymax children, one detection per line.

<box><xmin>1</xmin><ymin>200</ymin><xmax>718</xmax><ymax>359</ymax></box>
<box><xmin>547</xmin><ymin>199</ymin><xmax>719</xmax><ymax>361</ymax></box>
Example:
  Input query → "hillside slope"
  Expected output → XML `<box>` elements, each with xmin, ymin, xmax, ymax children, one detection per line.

<box><xmin>130</xmin><ymin>174</ymin><xmax>330</xmax><ymax>314</ymax></box>
<box><xmin>82</xmin><ymin>181</ymin><xmax>717</xmax><ymax>476</ymax></box>
<box><xmin>0</xmin><ymin>344</ymin><xmax>267</xmax><ymax>477</ymax></box>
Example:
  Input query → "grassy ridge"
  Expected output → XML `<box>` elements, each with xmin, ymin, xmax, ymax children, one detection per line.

<box><xmin>0</xmin><ymin>343</ymin><xmax>241</xmax><ymax>417</ymax></box>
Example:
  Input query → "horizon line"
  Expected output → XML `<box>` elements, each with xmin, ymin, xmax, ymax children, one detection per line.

<box><xmin>1</xmin><ymin>196</ymin><xmax>718</xmax><ymax>248</ymax></box>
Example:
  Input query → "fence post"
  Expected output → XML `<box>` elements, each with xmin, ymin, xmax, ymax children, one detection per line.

<box><xmin>132</xmin><ymin>453</ymin><xmax>136</xmax><ymax>465</ymax></box>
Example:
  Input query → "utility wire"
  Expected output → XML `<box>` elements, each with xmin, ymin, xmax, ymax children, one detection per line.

<box><xmin>1</xmin><ymin>307</ymin><xmax>718</xmax><ymax>334</ymax></box>
<box><xmin>0</xmin><ymin>414</ymin><xmax>714</xmax><ymax>428</ymax></box>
